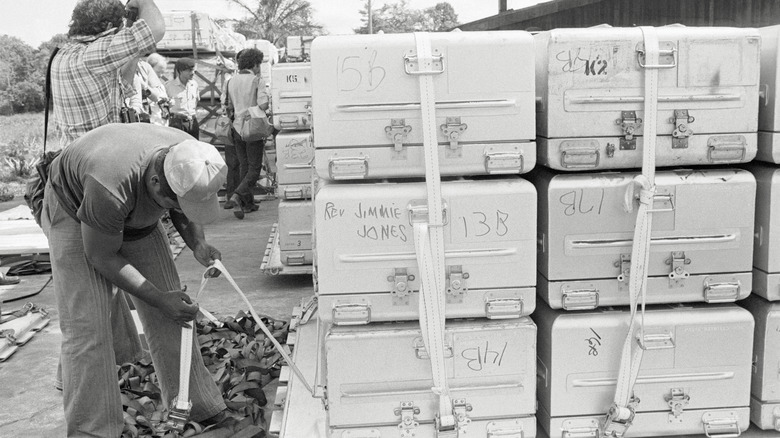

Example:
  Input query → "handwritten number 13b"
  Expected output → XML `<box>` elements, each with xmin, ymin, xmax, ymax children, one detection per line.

<box><xmin>338</xmin><ymin>53</ymin><xmax>386</xmax><ymax>92</ymax></box>
<box><xmin>461</xmin><ymin>211</ymin><xmax>509</xmax><ymax>238</ymax></box>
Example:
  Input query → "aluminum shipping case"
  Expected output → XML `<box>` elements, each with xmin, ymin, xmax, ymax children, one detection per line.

<box><xmin>314</xmin><ymin>177</ymin><xmax>537</xmax><ymax>324</ymax></box>
<box><xmin>739</xmin><ymin>294</ymin><xmax>780</xmax><ymax>431</ymax></box>
<box><xmin>311</xmin><ymin>32</ymin><xmax>536</xmax><ymax>180</ymax></box>
<box><xmin>533</xmin><ymin>167</ymin><xmax>755</xmax><ymax>309</ymax></box>
<box><xmin>278</xmin><ymin>199</ymin><xmax>313</xmax><ymax>266</ymax></box>
<box><xmin>325</xmin><ymin>317</ymin><xmax>537</xmax><ymax>437</ymax></box>
<box><xmin>271</xmin><ymin>62</ymin><xmax>312</xmax><ymax>131</ymax></box>
<box><xmin>535</xmin><ymin>26</ymin><xmax>760</xmax><ymax>171</ymax></box>
<box><xmin>535</xmin><ymin>302</ymin><xmax>754</xmax><ymax>437</ymax></box>
<box><xmin>275</xmin><ymin>130</ymin><xmax>314</xmax><ymax>199</ymax></box>
<box><xmin>746</xmin><ymin>162</ymin><xmax>780</xmax><ymax>301</ymax></box>
<box><xmin>758</xmin><ymin>25</ymin><xmax>780</xmax><ymax>163</ymax></box>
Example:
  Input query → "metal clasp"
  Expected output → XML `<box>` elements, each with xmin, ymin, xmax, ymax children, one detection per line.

<box><xmin>665</xmin><ymin>388</ymin><xmax>690</xmax><ymax>422</ymax></box>
<box><xmin>441</xmin><ymin>116</ymin><xmax>468</xmax><ymax>156</ymax></box>
<box><xmin>446</xmin><ymin>265</ymin><xmax>469</xmax><ymax>302</ymax></box>
<box><xmin>385</xmin><ymin>119</ymin><xmax>412</xmax><ymax>155</ymax></box>
<box><xmin>388</xmin><ymin>268</ymin><xmax>415</xmax><ymax>303</ymax></box>
<box><xmin>562</xmin><ymin>285</ymin><xmax>599</xmax><ymax>310</ymax></box>
<box><xmin>395</xmin><ymin>402</ymin><xmax>421</xmax><ymax>438</ymax></box>
<box><xmin>453</xmin><ymin>399</ymin><xmax>472</xmax><ymax>434</ymax></box>
<box><xmin>617</xmin><ymin>254</ymin><xmax>631</xmax><ymax>283</ymax></box>
<box><xmin>332</xmin><ymin>303</ymin><xmax>371</xmax><ymax>325</ymax></box>
<box><xmin>670</xmin><ymin>109</ymin><xmax>695</xmax><ymax>149</ymax></box>
<box><xmin>615</xmin><ymin>111</ymin><xmax>642</xmax><ymax>150</ymax></box>
<box><xmin>667</xmin><ymin>251</ymin><xmax>691</xmax><ymax>287</ymax></box>
<box><xmin>413</xmin><ymin>337</ymin><xmax>454</xmax><ymax>359</ymax></box>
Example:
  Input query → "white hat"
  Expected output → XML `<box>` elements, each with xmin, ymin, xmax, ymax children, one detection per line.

<box><xmin>164</xmin><ymin>140</ymin><xmax>227</xmax><ymax>224</ymax></box>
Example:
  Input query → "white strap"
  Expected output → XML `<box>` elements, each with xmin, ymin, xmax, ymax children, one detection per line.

<box><xmin>413</xmin><ymin>31</ymin><xmax>455</xmax><ymax>432</ymax></box>
<box><xmin>173</xmin><ymin>260</ymin><xmax>314</xmax><ymax>416</ymax></box>
<box><xmin>603</xmin><ymin>26</ymin><xmax>660</xmax><ymax>438</ymax></box>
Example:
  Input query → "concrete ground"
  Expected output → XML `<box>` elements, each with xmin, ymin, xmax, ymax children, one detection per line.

<box><xmin>0</xmin><ymin>197</ymin><xmax>313</xmax><ymax>437</ymax></box>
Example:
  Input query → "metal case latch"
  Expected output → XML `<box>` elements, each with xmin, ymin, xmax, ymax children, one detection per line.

<box><xmin>453</xmin><ymin>399</ymin><xmax>473</xmax><ymax>434</ymax></box>
<box><xmin>385</xmin><ymin>119</ymin><xmax>412</xmax><ymax>156</ymax></box>
<box><xmin>446</xmin><ymin>265</ymin><xmax>469</xmax><ymax>302</ymax></box>
<box><xmin>616</xmin><ymin>111</ymin><xmax>642</xmax><ymax>150</ymax></box>
<box><xmin>665</xmin><ymin>388</ymin><xmax>690</xmax><ymax>422</ymax></box>
<box><xmin>667</xmin><ymin>251</ymin><xmax>690</xmax><ymax>287</ymax></box>
<box><xmin>617</xmin><ymin>254</ymin><xmax>631</xmax><ymax>284</ymax></box>
<box><xmin>441</xmin><ymin>117</ymin><xmax>468</xmax><ymax>157</ymax></box>
<box><xmin>395</xmin><ymin>402</ymin><xmax>420</xmax><ymax>438</ymax></box>
<box><xmin>408</xmin><ymin>200</ymin><xmax>449</xmax><ymax>225</ymax></box>
<box><xmin>388</xmin><ymin>268</ymin><xmax>415</xmax><ymax>304</ymax></box>
<box><xmin>670</xmin><ymin>109</ymin><xmax>695</xmax><ymax>149</ymax></box>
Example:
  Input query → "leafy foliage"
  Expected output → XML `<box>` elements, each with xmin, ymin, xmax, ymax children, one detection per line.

<box><xmin>0</xmin><ymin>33</ymin><xmax>66</xmax><ymax>115</ymax></box>
<box><xmin>354</xmin><ymin>0</ymin><xmax>460</xmax><ymax>34</ymax></box>
<box><xmin>226</xmin><ymin>0</ymin><xmax>325</xmax><ymax>47</ymax></box>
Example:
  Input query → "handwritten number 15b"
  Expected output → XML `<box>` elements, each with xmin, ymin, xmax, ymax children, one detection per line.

<box><xmin>338</xmin><ymin>52</ymin><xmax>386</xmax><ymax>92</ymax></box>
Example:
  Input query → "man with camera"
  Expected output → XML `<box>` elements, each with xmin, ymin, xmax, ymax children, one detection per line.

<box><xmin>51</xmin><ymin>0</ymin><xmax>165</xmax><ymax>147</ymax></box>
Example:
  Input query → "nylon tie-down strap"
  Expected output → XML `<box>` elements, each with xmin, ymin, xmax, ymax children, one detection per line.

<box><xmin>410</xmin><ymin>32</ymin><xmax>457</xmax><ymax>436</ymax></box>
<box><xmin>170</xmin><ymin>260</ymin><xmax>313</xmax><ymax>432</ymax></box>
<box><xmin>601</xmin><ymin>26</ymin><xmax>661</xmax><ymax>438</ymax></box>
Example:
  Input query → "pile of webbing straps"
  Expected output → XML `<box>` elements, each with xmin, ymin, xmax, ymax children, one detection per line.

<box><xmin>118</xmin><ymin>306</ymin><xmax>288</xmax><ymax>437</ymax></box>
<box><xmin>601</xmin><ymin>26</ymin><xmax>663</xmax><ymax>438</ymax></box>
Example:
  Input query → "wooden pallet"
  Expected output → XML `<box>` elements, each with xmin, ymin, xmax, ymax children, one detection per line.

<box><xmin>261</xmin><ymin>224</ymin><xmax>313</xmax><ymax>276</ymax></box>
<box><xmin>268</xmin><ymin>296</ymin><xmax>323</xmax><ymax>437</ymax></box>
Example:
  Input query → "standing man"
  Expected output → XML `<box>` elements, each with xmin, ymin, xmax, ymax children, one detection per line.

<box><xmin>42</xmin><ymin>123</ymin><xmax>229</xmax><ymax>437</ymax></box>
<box><xmin>165</xmin><ymin>57</ymin><xmax>200</xmax><ymax>139</ymax></box>
<box><xmin>51</xmin><ymin>0</ymin><xmax>165</xmax><ymax>147</ymax></box>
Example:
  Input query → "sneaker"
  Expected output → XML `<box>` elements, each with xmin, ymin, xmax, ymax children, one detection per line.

<box><xmin>243</xmin><ymin>203</ymin><xmax>260</xmax><ymax>213</ymax></box>
<box><xmin>231</xmin><ymin>194</ymin><xmax>245</xmax><ymax>219</ymax></box>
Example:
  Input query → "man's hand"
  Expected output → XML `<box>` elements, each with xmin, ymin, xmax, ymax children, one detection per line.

<box><xmin>156</xmin><ymin>289</ymin><xmax>199</xmax><ymax>328</ymax></box>
<box><xmin>194</xmin><ymin>243</ymin><xmax>222</xmax><ymax>278</ymax></box>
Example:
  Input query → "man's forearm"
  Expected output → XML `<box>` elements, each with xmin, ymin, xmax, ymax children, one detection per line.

<box><xmin>137</xmin><ymin>0</ymin><xmax>165</xmax><ymax>42</ymax></box>
<box><xmin>89</xmin><ymin>253</ymin><xmax>163</xmax><ymax>307</ymax></box>
<box><xmin>170</xmin><ymin>209</ymin><xmax>207</xmax><ymax>250</ymax></box>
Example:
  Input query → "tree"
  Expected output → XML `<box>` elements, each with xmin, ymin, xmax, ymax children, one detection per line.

<box><xmin>354</xmin><ymin>0</ymin><xmax>460</xmax><ymax>34</ymax></box>
<box><xmin>225</xmin><ymin>0</ymin><xmax>325</xmax><ymax>48</ymax></box>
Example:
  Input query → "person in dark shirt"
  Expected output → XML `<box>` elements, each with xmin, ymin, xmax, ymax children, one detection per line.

<box><xmin>42</xmin><ymin>124</ymin><xmax>228</xmax><ymax>436</ymax></box>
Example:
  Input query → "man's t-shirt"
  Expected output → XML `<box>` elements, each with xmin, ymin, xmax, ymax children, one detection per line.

<box><xmin>48</xmin><ymin>123</ymin><xmax>191</xmax><ymax>240</ymax></box>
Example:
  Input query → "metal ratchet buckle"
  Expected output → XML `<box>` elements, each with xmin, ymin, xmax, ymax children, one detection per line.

<box><xmin>601</xmin><ymin>403</ymin><xmax>636</xmax><ymax>438</ymax></box>
<box><xmin>435</xmin><ymin>413</ymin><xmax>458</xmax><ymax>438</ymax></box>
<box><xmin>164</xmin><ymin>397</ymin><xmax>192</xmax><ymax>433</ymax></box>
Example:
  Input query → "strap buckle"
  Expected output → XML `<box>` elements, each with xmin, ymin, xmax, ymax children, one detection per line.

<box><xmin>164</xmin><ymin>396</ymin><xmax>191</xmax><ymax>432</ymax></box>
<box><xmin>601</xmin><ymin>403</ymin><xmax>636</xmax><ymax>438</ymax></box>
<box><xmin>435</xmin><ymin>413</ymin><xmax>458</xmax><ymax>438</ymax></box>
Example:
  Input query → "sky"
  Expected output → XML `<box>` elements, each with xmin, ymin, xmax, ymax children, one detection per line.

<box><xmin>1</xmin><ymin>0</ymin><xmax>546</xmax><ymax>48</ymax></box>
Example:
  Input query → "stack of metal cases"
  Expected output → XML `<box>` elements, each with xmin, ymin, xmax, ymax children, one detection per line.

<box><xmin>532</xmin><ymin>25</ymin><xmax>760</xmax><ymax>437</ymax></box>
<box><xmin>272</xmin><ymin>62</ymin><xmax>315</xmax><ymax>267</ymax></box>
<box><xmin>740</xmin><ymin>24</ymin><xmax>780</xmax><ymax>433</ymax></box>
<box><xmin>311</xmin><ymin>31</ymin><xmax>539</xmax><ymax>437</ymax></box>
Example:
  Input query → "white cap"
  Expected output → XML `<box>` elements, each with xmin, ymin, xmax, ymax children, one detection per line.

<box><xmin>164</xmin><ymin>140</ymin><xmax>227</xmax><ymax>224</ymax></box>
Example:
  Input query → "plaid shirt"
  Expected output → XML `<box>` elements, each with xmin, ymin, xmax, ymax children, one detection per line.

<box><xmin>51</xmin><ymin>20</ymin><xmax>156</xmax><ymax>147</ymax></box>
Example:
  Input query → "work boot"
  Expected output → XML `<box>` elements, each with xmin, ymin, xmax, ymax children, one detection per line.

<box><xmin>231</xmin><ymin>194</ymin><xmax>244</xmax><ymax>219</ymax></box>
<box><xmin>243</xmin><ymin>202</ymin><xmax>260</xmax><ymax>213</ymax></box>
<box><xmin>223</xmin><ymin>196</ymin><xmax>234</xmax><ymax>209</ymax></box>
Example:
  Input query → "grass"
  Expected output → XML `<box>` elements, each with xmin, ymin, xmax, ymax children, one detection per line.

<box><xmin>0</xmin><ymin>112</ymin><xmax>51</xmax><ymax>201</ymax></box>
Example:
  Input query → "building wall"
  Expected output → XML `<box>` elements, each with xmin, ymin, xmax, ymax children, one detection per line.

<box><xmin>460</xmin><ymin>0</ymin><xmax>780</xmax><ymax>31</ymax></box>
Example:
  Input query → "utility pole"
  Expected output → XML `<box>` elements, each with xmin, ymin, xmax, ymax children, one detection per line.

<box><xmin>368</xmin><ymin>0</ymin><xmax>373</xmax><ymax>34</ymax></box>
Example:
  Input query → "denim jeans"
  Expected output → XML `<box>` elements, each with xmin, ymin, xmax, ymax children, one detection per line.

<box><xmin>42</xmin><ymin>183</ymin><xmax>225</xmax><ymax>437</ymax></box>
<box><xmin>232</xmin><ymin>129</ymin><xmax>264</xmax><ymax>205</ymax></box>
<box><xmin>223</xmin><ymin>141</ymin><xmax>241</xmax><ymax>200</ymax></box>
